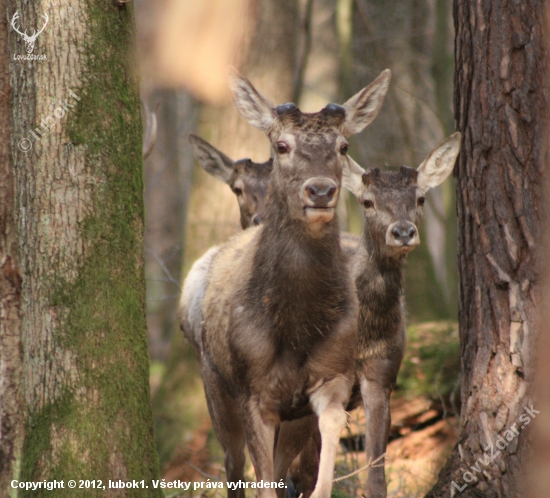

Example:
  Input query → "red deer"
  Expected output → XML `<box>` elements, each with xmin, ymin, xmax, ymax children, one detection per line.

<box><xmin>180</xmin><ymin>136</ymin><xmax>272</xmax><ymax>355</ymax></box>
<box><xmin>183</xmin><ymin>68</ymin><xmax>391</xmax><ymax>498</ymax></box>
<box><xmin>274</xmin><ymin>133</ymin><xmax>461</xmax><ymax>498</ymax></box>
<box><xmin>189</xmin><ymin>134</ymin><xmax>273</xmax><ymax>228</ymax></box>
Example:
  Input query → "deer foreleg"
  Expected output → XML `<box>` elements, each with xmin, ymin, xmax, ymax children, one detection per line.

<box><xmin>273</xmin><ymin>415</ymin><xmax>317</xmax><ymax>498</ymax></box>
<box><xmin>201</xmin><ymin>363</ymin><xmax>246</xmax><ymax>498</ymax></box>
<box><xmin>359</xmin><ymin>358</ymin><xmax>399</xmax><ymax>498</ymax></box>
<box><xmin>309</xmin><ymin>376</ymin><xmax>350</xmax><ymax>498</ymax></box>
<box><xmin>242</xmin><ymin>397</ymin><xmax>278</xmax><ymax>498</ymax></box>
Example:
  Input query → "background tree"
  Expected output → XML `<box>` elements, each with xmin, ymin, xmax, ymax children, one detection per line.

<box><xmin>426</xmin><ymin>0</ymin><xmax>547</xmax><ymax>496</ymax></box>
<box><xmin>7</xmin><ymin>1</ymin><xmax>162</xmax><ymax>493</ymax></box>
<box><xmin>141</xmin><ymin>91</ymin><xmax>198</xmax><ymax>362</ymax></box>
<box><xmin>0</xmin><ymin>0</ymin><xmax>24</xmax><ymax>491</ymax></box>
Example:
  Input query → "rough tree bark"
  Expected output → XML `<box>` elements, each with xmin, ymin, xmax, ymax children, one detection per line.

<box><xmin>8</xmin><ymin>1</ymin><xmax>161</xmax><ymax>495</ymax></box>
<box><xmin>426</xmin><ymin>1</ymin><xmax>547</xmax><ymax>496</ymax></box>
<box><xmin>0</xmin><ymin>0</ymin><xmax>24</xmax><ymax>493</ymax></box>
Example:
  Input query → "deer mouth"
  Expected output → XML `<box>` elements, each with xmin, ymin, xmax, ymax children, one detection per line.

<box><xmin>389</xmin><ymin>242</ymin><xmax>418</xmax><ymax>254</ymax></box>
<box><xmin>304</xmin><ymin>206</ymin><xmax>335</xmax><ymax>224</ymax></box>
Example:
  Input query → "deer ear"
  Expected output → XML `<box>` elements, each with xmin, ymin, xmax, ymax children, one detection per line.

<box><xmin>417</xmin><ymin>132</ymin><xmax>461</xmax><ymax>190</ymax></box>
<box><xmin>229</xmin><ymin>67</ymin><xmax>276</xmax><ymax>132</ymax></box>
<box><xmin>343</xmin><ymin>156</ymin><xmax>366</xmax><ymax>198</ymax></box>
<box><xmin>189</xmin><ymin>134</ymin><xmax>234</xmax><ymax>184</ymax></box>
<box><xmin>342</xmin><ymin>69</ymin><xmax>391</xmax><ymax>136</ymax></box>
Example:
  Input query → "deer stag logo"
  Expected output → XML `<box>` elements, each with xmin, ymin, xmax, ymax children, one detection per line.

<box><xmin>11</xmin><ymin>11</ymin><xmax>49</xmax><ymax>54</ymax></box>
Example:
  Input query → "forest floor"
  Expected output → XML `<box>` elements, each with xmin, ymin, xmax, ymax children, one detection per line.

<box><xmin>155</xmin><ymin>321</ymin><xmax>460</xmax><ymax>498</ymax></box>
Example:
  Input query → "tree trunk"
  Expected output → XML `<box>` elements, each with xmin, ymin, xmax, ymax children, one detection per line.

<box><xmin>8</xmin><ymin>1</ymin><xmax>161</xmax><ymax>494</ymax></box>
<box><xmin>426</xmin><ymin>1</ymin><xmax>547</xmax><ymax>496</ymax></box>
<box><xmin>184</xmin><ymin>0</ymin><xmax>299</xmax><ymax>266</ymax></box>
<box><xmin>0</xmin><ymin>0</ymin><xmax>24</xmax><ymax>492</ymax></box>
<box><xmin>143</xmin><ymin>90</ymin><xmax>197</xmax><ymax>361</ymax></box>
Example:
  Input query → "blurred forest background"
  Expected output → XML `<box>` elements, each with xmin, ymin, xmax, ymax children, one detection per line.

<box><xmin>134</xmin><ymin>0</ymin><xmax>459</xmax><ymax>495</ymax></box>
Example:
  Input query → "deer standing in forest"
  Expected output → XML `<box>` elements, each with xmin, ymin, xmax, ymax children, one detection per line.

<box><xmin>180</xmin><ymin>68</ymin><xmax>391</xmax><ymax>498</ymax></box>
<box><xmin>274</xmin><ymin>133</ymin><xmax>461</xmax><ymax>498</ymax></box>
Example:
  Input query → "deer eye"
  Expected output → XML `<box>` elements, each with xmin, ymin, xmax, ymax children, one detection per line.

<box><xmin>276</xmin><ymin>142</ymin><xmax>289</xmax><ymax>154</ymax></box>
<box><xmin>417</xmin><ymin>196</ymin><xmax>426</xmax><ymax>207</ymax></box>
<box><xmin>363</xmin><ymin>199</ymin><xmax>374</xmax><ymax>209</ymax></box>
<box><xmin>340</xmin><ymin>143</ymin><xmax>349</xmax><ymax>155</ymax></box>
<box><xmin>233</xmin><ymin>187</ymin><xmax>243</xmax><ymax>196</ymax></box>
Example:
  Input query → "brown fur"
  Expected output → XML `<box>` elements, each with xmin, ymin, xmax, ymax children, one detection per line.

<box><xmin>231</xmin><ymin>158</ymin><xmax>272</xmax><ymax>227</ymax></box>
<box><xmin>200</xmin><ymin>132</ymin><xmax>358</xmax><ymax>498</ymax></box>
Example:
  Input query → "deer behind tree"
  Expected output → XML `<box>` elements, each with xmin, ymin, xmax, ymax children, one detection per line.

<box><xmin>189</xmin><ymin>134</ymin><xmax>273</xmax><ymax>229</ymax></box>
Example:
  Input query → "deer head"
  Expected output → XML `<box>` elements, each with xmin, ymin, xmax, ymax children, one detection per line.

<box><xmin>229</xmin><ymin>68</ymin><xmax>391</xmax><ymax>234</ymax></box>
<box><xmin>189</xmin><ymin>134</ymin><xmax>273</xmax><ymax>228</ymax></box>
<box><xmin>343</xmin><ymin>132</ymin><xmax>461</xmax><ymax>257</ymax></box>
<box><xmin>11</xmin><ymin>12</ymin><xmax>49</xmax><ymax>54</ymax></box>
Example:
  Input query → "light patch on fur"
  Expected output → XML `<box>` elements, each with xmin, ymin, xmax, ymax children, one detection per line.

<box><xmin>201</xmin><ymin>226</ymin><xmax>261</xmax><ymax>377</ymax></box>
<box><xmin>304</xmin><ymin>207</ymin><xmax>335</xmax><ymax>224</ymax></box>
<box><xmin>179</xmin><ymin>246</ymin><xmax>221</xmax><ymax>350</ymax></box>
<box><xmin>385</xmin><ymin>221</ymin><xmax>420</xmax><ymax>251</ymax></box>
<box><xmin>309</xmin><ymin>383</ymin><xmax>349</xmax><ymax>498</ymax></box>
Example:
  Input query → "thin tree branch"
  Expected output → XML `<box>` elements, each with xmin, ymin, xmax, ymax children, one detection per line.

<box><xmin>145</xmin><ymin>249</ymin><xmax>181</xmax><ymax>291</ymax></box>
<box><xmin>292</xmin><ymin>0</ymin><xmax>315</xmax><ymax>104</ymax></box>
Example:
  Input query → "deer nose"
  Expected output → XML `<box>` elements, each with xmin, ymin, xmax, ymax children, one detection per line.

<box><xmin>301</xmin><ymin>178</ymin><xmax>338</xmax><ymax>208</ymax></box>
<box><xmin>386</xmin><ymin>222</ymin><xmax>420</xmax><ymax>249</ymax></box>
<box><xmin>391</xmin><ymin>225</ymin><xmax>416</xmax><ymax>242</ymax></box>
<box><xmin>251</xmin><ymin>214</ymin><xmax>262</xmax><ymax>226</ymax></box>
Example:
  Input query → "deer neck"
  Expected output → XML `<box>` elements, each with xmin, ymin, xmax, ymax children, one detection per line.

<box><xmin>245</xmin><ymin>185</ymin><xmax>352</xmax><ymax>352</ymax></box>
<box><xmin>357</xmin><ymin>222</ymin><xmax>404</xmax><ymax>307</ymax></box>
<box><xmin>361</xmin><ymin>221</ymin><xmax>406</xmax><ymax>274</ymax></box>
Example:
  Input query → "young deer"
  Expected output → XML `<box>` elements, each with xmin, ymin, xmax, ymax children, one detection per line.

<box><xmin>189</xmin><ymin>134</ymin><xmax>273</xmax><ymax>229</ymax></box>
<box><xmin>274</xmin><ymin>133</ymin><xmax>461</xmax><ymax>498</ymax></box>
<box><xmin>186</xmin><ymin>69</ymin><xmax>391</xmax><ymax>498</ymax></box>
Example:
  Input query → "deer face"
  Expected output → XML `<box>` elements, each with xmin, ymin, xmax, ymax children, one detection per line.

<box><xmin>189</xmin><ymin>134</ymin><xmax>273</xmax><ymax>229</ymax></box>
<box><xmin>229</xmin><ymin>69</ymin><xmax>391</xmax><ymax>230</ymax></box>
<box><xmin>269</xmin><ymin>107</ymin><xmax>349</xmax><ymax>226</ymax></box>
<box><xmin>232</xmin><ymin>158</ymin><xmax>272</xmax><ymax>227</ymax></box>
<box><xmin>344</xmin><ymin>133</ymin><xmax>461</xmax><ymax>257</ymax></box>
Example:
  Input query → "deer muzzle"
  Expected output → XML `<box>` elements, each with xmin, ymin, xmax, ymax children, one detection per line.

<box><xmin>386</xmin><ymin>221</ymin><xmax>420</xmax><ymax>252</ymax></box>
<box><xmin>300</xmin><ymin>177</ymin><xmax>339</xmax><ymax>224</ymax></box>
